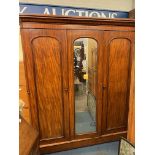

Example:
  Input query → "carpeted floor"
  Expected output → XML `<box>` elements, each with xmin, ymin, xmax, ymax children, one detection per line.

<box><xmin>45</xmin><ymin>141</ymin><xmax>119</xmax><ymax>155</ymax></box>
<box><xmin>75</xmin><ymin>111</ymin><xmax>96</xmax><ymax>134</ymax></box>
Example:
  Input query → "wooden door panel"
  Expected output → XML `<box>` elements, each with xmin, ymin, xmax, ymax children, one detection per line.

<box><xmin>32</xmin><ymin>37</ymin><xmax>63</xmax><ymax>139</ymax></box>
<box><xmin>107</xmin><ymin>38</ymin><xmax>130</xmax><ymax>130</ymax></box>
<box><xmin>103</xmin><ymin>31</ymin><xmax>134</xmax><ymax>133</ymax></box>
<box><xmin>127</xmin><ymin>49</ymin><xmax>135</xmax><ymax>144</ymax></box>
<box><xmin>20</xmin><ymin>29</ymin><xmax>69</xmax><ymax>142</ymax></box>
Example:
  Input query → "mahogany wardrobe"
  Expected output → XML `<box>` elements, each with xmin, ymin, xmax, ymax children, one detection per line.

<box><xmin>20</xmin><ymin>14</ymin><xmax>135</xmax><ymax>154</ymax></box>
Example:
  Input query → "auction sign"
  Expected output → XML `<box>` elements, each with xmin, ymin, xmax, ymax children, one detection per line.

<box><xmin>19</xmin><ymin>3</ymin><xmax>129</xmax><ymax>18</ymax></box>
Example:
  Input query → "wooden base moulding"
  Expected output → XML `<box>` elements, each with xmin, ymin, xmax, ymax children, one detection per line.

<box><xmin>40</xmin><ymin>131</ymin><xmax>127</xmax><ymax>154</ymax></box>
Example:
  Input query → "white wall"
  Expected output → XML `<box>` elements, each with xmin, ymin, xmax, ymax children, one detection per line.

<box><xmin>132</xmin><ymin>0</ymin><xmax>135</xmax><ymax>9</ymax></box>
<box><xmin>19</xmin><ymin>0</ymin><xmax>134</xmax><ymax>11</ymax></box>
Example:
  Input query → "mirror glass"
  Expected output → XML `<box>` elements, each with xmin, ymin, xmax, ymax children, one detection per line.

<box><xmin>74</xmin><ymin>38</ymin><xmax>97</xmax><ymax>134</ymax></box>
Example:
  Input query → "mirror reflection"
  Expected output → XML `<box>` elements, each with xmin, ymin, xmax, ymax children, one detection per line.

<box><xmin>74</xmin><ymin>38</ymin><xmax>97</xmax><ymax>134</ymax></box>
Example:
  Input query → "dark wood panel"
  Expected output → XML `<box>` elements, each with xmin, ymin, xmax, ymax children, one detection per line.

<box><xmin>32</xmin><ymin>37</ymin><xmax>63</xmax><ymax>139</ymax></box>
<box><xmin>20</xmin><ymin>23</ymin><xmax>135</xmax><ymax>32</ymax></box>
<box><xmin>107</xmin><ymin>38</ymin><xmax>131</xmax><ymax>130</ymax></box>
<box><xmin>102</xmin><ymin>31</ymin><xmax>134</xmax><ymax>134</ymax></box>
<box><xmin>127</xmin><ymin>42</ymin><xmax>135</xmax><ymax>145</ymax></box>
<box><xmin>20</xmin><ymin>29</ymin><xmax>70</xmax><ymax>143</ymax></box>
<box><xmin>20</xmin><ymin>14</ymin><xmax>135</xmax><ymax>27</ymax></box>
<box><xmin>21</xmin><ymin>29</ymin><xmax>40</xmax><ymax>130</ymax></box>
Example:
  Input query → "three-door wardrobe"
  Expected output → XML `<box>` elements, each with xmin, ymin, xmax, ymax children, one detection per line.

<box><xmin>20</xmin><ymin>14</ymin><xmax>135</xmax><ymax>154</ymax></box>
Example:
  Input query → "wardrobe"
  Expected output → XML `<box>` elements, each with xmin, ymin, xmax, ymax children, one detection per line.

<box><xmin>20</xmin><ymin>14</ymin><xmax>135</xmax><ymax>154</ymax></box>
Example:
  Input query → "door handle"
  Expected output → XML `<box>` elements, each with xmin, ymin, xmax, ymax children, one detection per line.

<box><xmin>27</xmin><ymin>90</ymin><xmax>30</xmax><ymax>94</ymax></box>
<box><xmin>102</xmin><ymin>84</ymin><xmax>107</xmax><ymax>89</ymax></box>
<box><xmin>64</xmin><ymin>88</ymin><xmax>69</xmax><ymax>92</ymax></box>
<box><xmin>99</xmin><ymin>83</ymin><xmax>107</xmax><ymax>92</ymax></box>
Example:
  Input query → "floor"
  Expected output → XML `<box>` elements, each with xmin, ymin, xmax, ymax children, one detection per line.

<box><xmin>75</xmin><ymin>83</ymin><xmax>96</xmax><ymax>134</ymax></box>
<box><xmin>75</xmin><ymin>111</ymin><xmax>96</xmax><ymax>134</ymax></box>
<box><xmin>75</xmin><ymin>85</ymin><xmax>88</xmax><ymax>112</ymax></box>
<box><xmin>45</xmin><ymin>141</ymin><xmax>119</xmax><ymax>155</ymax></box>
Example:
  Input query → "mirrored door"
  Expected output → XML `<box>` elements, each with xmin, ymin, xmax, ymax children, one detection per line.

<box><xmin>73</xmin><ymin>38</ymin><xmax>97</xmax><ymax>134</ymax></box>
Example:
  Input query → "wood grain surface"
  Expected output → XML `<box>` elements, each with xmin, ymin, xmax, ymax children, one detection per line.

<box><xmin>32</xmin><ymin>37</ymin><xmax>63</xmax><ymax>139</ymax></box>
<box><xmin>20</xmin><ymin>14</ymin><xmax>135</xmax><ymax>154</ymax></box>
<box><xmin>19</xmin><ymin>117</ymin><xmax>39</xmax><ymax>155</ymax></box>
<box><xmin>102</xmin><ymin>31</ymin><xmax>134</xmax><ymax>134</ymax></box>
<box><xmin>20</xmin><ymin>14</ymin><xmax>135</xmax><ymax>27</ymax></box>
<box><xmin>19</xmin><ymin>62</ymin><xmax>31</xmax><ymax>123</ymax></box>
<box><xmin>107</xmin><ymin>38</ymin><xmax>130</xmax><ymax>130</ymax></box>
<box><xmin>20</xmin><ymin>29</ymin><xmax>70</xmax><ymax>143</ymax></box>
<box><xmin>127</xmin><ymin>42</ymin><xmax>135</xmax><ymax>144</ymax></box>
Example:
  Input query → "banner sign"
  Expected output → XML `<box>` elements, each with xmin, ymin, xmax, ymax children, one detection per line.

<box><xmin>19</xmin><ymin>3</ymin><xmax>129</xmax><ymax>18</ymax></box>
